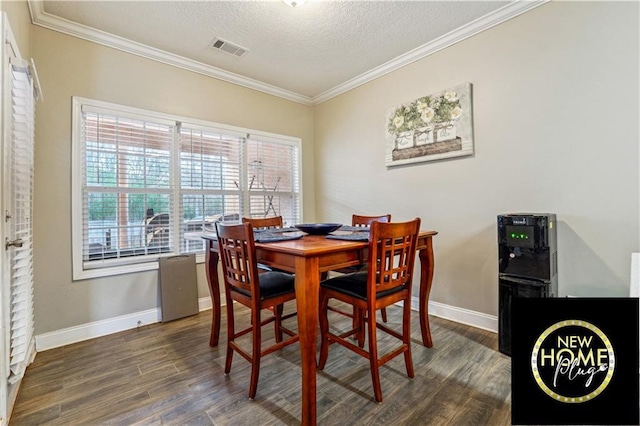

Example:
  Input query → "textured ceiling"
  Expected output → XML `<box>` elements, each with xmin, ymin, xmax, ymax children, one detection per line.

<box><xmin>40</xmin><ymin>1</ymin><xmax>513</xmax><ymax>99</ymax></box>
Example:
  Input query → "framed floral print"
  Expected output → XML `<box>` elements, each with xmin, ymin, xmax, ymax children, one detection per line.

<box><xmin>385</xmin><ymin>82</ymin><xmax>474</xmax><ymax>166</ymax></box>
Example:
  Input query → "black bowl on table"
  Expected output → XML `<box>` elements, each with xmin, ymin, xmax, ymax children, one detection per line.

<box><xmin>294</xmin><ymin>223</ymin><xmax>342</xmax><ymax>235</ymax></box>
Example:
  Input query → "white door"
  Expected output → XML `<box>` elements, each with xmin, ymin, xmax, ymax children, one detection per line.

<box><xmin>0</xmin><ymin>13</ymin><xmax>36</xmax><ymax>424</ymax></box>
<box><xmin>0</xmin><ymin>14</ymin><xmax>7</xmax><ymax>423</ymax></box>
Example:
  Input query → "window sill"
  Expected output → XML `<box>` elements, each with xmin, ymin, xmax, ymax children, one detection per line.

<box><xmin>73</xmin><ymin>252</ymin><xmax>205</xmax><ymax>281</ymax></box>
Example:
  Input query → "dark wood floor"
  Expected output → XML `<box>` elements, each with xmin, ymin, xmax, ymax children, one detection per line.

<box><xmin>10</xmin><ymin>304</ymin><xmax>511</xmax><ymax>425</ymax></box>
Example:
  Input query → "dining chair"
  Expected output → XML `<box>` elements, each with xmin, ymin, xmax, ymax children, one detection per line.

<box><xmin>331</xmin><ymin>214</ymin><xmax>392</xmax><ymax>323</ymax></box>
<box><xmin>352</xmin><ymin>214</ymin><xmax>391</xmax><ymax>228</ymax></box>
<box><xmin>242</xmin><ymin>216</ymin><xmax>287</xmax><ymax>273</ymax></box>
<box><xmin>215</xmin><ymin>222</ymin><xmax>299</xmax><ymax>399</ymax></box>
<box><xmin>318</xmin><ymin>218</ymin><xmax>421</xmax><ymax>403</ymax></box>
<box><xmin>242</xmin><ymin>215</ymin><xmax>284</xmax><ymax>230</ymax></box>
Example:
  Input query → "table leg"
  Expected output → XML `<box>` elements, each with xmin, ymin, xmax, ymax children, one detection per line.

<box><xmin>418</xmin><ymin>237</ymin><xmax>435</xmax><ymax>348</ymax></box>
<box><xmin>295</xmin><ymin>256</ymin><xmax>318</xmax><ymax>426</ymax></box>
<box><xmin>205</xmin><ymin>240</ymin><xmax>221</xmax><ymax>347</ymax></box>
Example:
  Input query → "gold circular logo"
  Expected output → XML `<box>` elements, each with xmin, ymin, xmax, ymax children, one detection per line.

<box><xmin>530</xmin><ymin>320</ymin><xmax>615</xmax><ymax>403</ymax></box>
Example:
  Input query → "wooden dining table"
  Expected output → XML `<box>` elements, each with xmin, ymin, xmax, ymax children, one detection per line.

<box><xmin>202</xmin><ymin>229</ymin><xmax>437</xmax><ymax>426</ymax></box>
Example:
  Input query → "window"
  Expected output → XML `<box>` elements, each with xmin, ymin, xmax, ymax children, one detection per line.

<box><xmin>72</xmin><ymin>98</ymin><xmax>301</xmax><ymax>279</ymax></box>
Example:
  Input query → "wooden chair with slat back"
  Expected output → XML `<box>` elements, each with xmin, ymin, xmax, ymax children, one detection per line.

<box><xmin>216</xmin><ymin>222</ymin><xmax>299</xmax><ymax>400</ymax></box>
<box><xmin>352</xmin><ymin>214</ymin><xmax>391</xmax><ymax>228</ymax></box>
<box><xmin>242</xmin><ymin>216</ymin><xmax>287</xmax><ymax>273</ymax></box>
<box><xmin>318</xmin><ymin>218</ymin><xmax>421</xmax><ymax>403</ymax></box>
<box><xmin>330</xmin><ymin>214</ymin><xmax>392</xmax><ymax>323</ymax></box>
<box><xmin>242</xmin><ymin>216</ymin><xmax>284</xmax><ymax>230</ymax></box>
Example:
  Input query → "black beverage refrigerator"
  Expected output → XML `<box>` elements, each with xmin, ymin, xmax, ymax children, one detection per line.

<box><xmin>498</xmin><ymin>213</ymin><xmax>558</xmax><ymax>355</ymax></box>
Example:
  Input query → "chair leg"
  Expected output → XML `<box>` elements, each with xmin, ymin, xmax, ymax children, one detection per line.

<box><xmin>225</xmin><ymin>341</ymin><xmax>234</xmax><ymax>375</ymax></box>
<box><xmin>248</xmin><ymin>309</ymin><xmax>262</xmax><ymax>399</ymax></box>
<box><xmin>403</xmin><ymin>302</ymin><xmax>415</xmax><ymax>378</ymax></box>
<box><xmin>354</xmin><ymin>308</ymin><xmax>365</xmax><ymax>348</ymax></box>
<box><xmin>274</xmin><ymin>304</ymin><xmax>284</xmax><ymax>343</ymax></box>
<box><xmin>350</xmin><ymin>306</ymin><xmax>358</xmax><ymax>343</ymax></box>
<box><xmin>381</xmin><ymin>307</ymin><xmax>388</xmax><ymax>323</ymax></box>
<box><xmin>225</xmin><ymin>303</ymin><xmax>235</xmax><ymax>375</ymax></box>
<box><xmin>367</xmin><ymin>309</ymin><xmax>383</xmax><ymax>403</ymax></box>
<box><xmin>318</xmin><ymin>290</ymin><xmax>330</xmax><ymax>370</ymax></box>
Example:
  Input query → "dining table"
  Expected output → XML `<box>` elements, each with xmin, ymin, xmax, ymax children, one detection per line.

<box><xmin>202</xmin><ymin>227</ymin><xmax>437</xmax><ymax>426</ymax></box>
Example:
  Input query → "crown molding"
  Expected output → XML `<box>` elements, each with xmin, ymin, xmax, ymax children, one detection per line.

<box><xmin>27</xmin><ymin>0</ymin><xmax>314</xmax><ymax>106</ymax></box>
<box><xmin>311</xmin><ymin>0</ymin><xmax>548</xmax><ymax>105</ymax></box>
<box><xmin>28</xmin><ymin>0</ymin><xmax>546</xmax><ymax>107</ymax></box>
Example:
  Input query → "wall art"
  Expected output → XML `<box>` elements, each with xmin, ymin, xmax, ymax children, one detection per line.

<box><xmin>385</xmin><ymin>82</ymin><xmax>473</xmax><ymax>166</ymax></box>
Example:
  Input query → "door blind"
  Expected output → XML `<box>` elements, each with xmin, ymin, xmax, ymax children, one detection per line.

<box><xmin>8</xmin><ymin>61</ymin><xmax>35</xmax><ymax>384</ymax></box>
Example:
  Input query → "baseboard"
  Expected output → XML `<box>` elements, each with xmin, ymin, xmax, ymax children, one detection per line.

<box><xmin>198</xmin><ymin>295</ymin><xmax>213</xmax><ymax>312</ymax></box>
<box><xmin>410</xmin><ymin>296</ymin><xmax>498</xmax><ymax>333</ymax></box>
<box><xmin>35</xmin><ymin>296</ymin><xmax>495</xmax><ymax>352</ymax></box>
<box><xmin>35</xmin><ymin>297</ymin><xmax>214</xmax><ymax>352</ymax></box>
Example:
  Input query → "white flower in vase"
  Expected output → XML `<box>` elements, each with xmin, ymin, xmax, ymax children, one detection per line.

<box><xmin>451</xmin><ymin>106</ymin><xmax>462</xmax><ymax>120</ymax></box>
<box><xmin>420</xmin><ymin>107</ymin><xmax>435</xmax><ymax>124</ymax></box>
<box><xmin>416</xmin><ymin>100</ymin><xmax>429</xmax><ymax>114</ymax></box>
<box><xmin>443</xmin><ymin>91</ymin><xmax>458</xmax><ymax>102</ymax></box>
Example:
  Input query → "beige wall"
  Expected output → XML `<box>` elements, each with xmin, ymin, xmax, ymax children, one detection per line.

<box><xmin>314</xmin><ymin>1</ymin><xmax>639</xmax><ymax>316</ymax></box>
<box><xmin>1</xmin><ymin>0</ymin><xmax>31</xmax><ymax>58</ymax></box>
<box><xmin>31</xmin><ymin>26</ymin><xmax>315</xmax><ymax>333</ymax></box>
<box><xmin>6</xmin><ymin>0</ymin><xmax>640</xmax><ymax>337</ymax></box>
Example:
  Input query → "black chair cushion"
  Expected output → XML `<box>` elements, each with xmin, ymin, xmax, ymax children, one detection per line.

<box><xmin>321</xmin><ymin>271</ymin><xmax>404</xmax><ymax>301</ymax></box>
<box><xmin>234</xmin><ymin>271</ymin><xmax>295</xmax><ymax>300</ymax></box>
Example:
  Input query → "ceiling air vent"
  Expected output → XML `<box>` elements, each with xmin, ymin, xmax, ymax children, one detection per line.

<box><xmin>210</xmin><ymin>37</ymin><xmax>248</xmax><ymax>58</ymax></box>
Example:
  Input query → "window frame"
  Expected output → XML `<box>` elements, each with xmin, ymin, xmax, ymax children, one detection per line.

<box><xmin>71</xmin><ymin>97</ymin><xmax>303</xmax><ymax>280</ymax></box>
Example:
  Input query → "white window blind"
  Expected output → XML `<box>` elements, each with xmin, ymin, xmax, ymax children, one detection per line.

<box><xmin>8</xmin><ymin>60</ymin><xmax>35</xmax><ymax>384</ymax></box>
<box><xmin>179</xmin><ymin>125</ymin><xmax>242</xmax><ymax>253</ymax></box>
<box><xmin>81</xmin><ymin>108</ymin><xmax>175</xmax><ymax>265</ymax></box>
<box><xmin>245</xmin><ymin>136</ymin><xmax>300</xmax><ymax>227</ymax></box>
<box><xmin>73</xmin><ymin>98</ymin><xmax>302</xmax><ymax>279</ymax></box>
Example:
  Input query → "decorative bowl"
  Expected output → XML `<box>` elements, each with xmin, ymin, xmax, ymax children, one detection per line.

<box><xmin>294</xmin><ymin>223</ymin><xmax>342</xmax><ymax>235</ymax></box>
